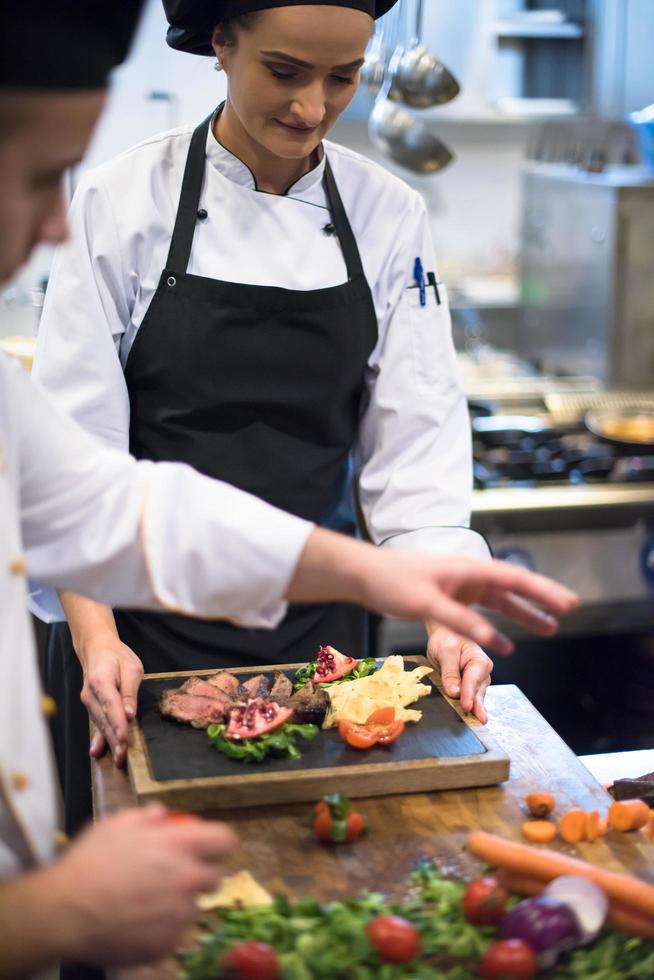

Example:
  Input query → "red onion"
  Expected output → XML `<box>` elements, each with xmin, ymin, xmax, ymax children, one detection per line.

<box><xmin>544</xmin><ymin>875</ymin><xmax>609</xmax><ymax>944</ymax></box>
<box><xmin>500</xmin><ymin>896</ymin><xmax>581</xmax><ymax>968</ymax></box>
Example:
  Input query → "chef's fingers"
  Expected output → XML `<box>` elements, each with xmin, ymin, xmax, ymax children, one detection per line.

<box><xmin>459</xmin><ymin>647</ymin><xmax>493</xmax><ymax>717</ymax></box>
<box><xmin>86</xmin><ymin>691</ymin><xmax>125</xmax><ymax>766</ymax></box>
<box><xmin>119</xmin><ymin>658</ymin><xmax>144</xmax><ymax>723</ymax></box>
<box><xmin>427</xmin><ymin>630</ymin><xmax>463</xmax><ymax>699</ymax></box>
<box><xmin>471</xmin><ymin>561</ymin><xmax>578</xmax><ymax>615</ymax></box>
<box><xmin>164</xmin><ymin>819</ymin><xmax>237</xmax><ymax>861</ymax></box>
<box><xmin>426</xmin><ymin>594</ymin><xmax>514</xmax><ymax>656</ymax></box>
<box><xmin>90</xmin><ymin>729</ymin><xmax>108</xmax><ymax>759</ymax></box>
<box><xmin>471</xmin><ymin>677</ymin><xmax>491</xmax><ymax>725</ymax></box>
<box><xmin>82</xmin><ymin>680</ymin><xmax>128</xmax><ymax>766</ymax></box>
<box><xmin>489</xmin><ymin>591</ymin><xmax>559</xmax><ymax>636</ymax></box>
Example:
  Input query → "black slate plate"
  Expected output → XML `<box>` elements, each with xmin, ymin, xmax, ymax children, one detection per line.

<box><xmin>137</xmin><ymin>668</ymin><xmax>486</xmax><ymax>783</ymax></box>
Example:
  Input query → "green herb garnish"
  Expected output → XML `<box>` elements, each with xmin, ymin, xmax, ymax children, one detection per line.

<box><xmin>293</xmin><ymin>656</ymin><xmax>379</xmax><ymax>691</ymax></box>
<box><xmin>206</xmin><ymin>721</ymin><xmax>319</xmax><ymax>763</ymax></box>
<box><xmin>178</xmin><ymin>862</ymin><xmax>654</xmax><ymax>979</ymax></box>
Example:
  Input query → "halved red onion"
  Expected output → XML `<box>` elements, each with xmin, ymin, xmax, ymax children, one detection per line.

<box><xmin>544</xmin><ymin>875</ymin><xmax>609</xmax><ymax>944</ymax></box>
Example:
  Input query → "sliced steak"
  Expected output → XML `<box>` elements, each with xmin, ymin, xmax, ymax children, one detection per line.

<box><xmin>269</xmin><ymin>671</ymin><xmax>293</xmax><ymax>706</ymax></box>
<box><xmin>287</xmin><ymin>682</ymin><xmax>329</xmax><ymax>726</ymax></box>
<box><xmin>159</xmin><ymin>690</ymin><xmax>227</xmax><ymax>729</ymax></box>
<box><xmin>206</xmin><ymin>672</ymin><xmax>241</xmax><ymax>700</ymax></box>
<box><xmin>179</xmin><ymin>676</ymin><xmax>231</xmax><ymax>706</ymax></box>
<box><xmin>241</xmin><ymin>674</ymin><xmax>271</xmax><ymax>700</ymax></box>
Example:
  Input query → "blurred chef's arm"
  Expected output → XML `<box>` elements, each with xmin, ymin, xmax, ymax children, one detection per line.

<box><xmin>12</xmin><ymin>353</ymin><xmax>313</xmax><ymax>627</ymax></box>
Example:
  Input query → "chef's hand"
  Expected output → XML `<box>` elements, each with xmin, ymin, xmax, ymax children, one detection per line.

<box><xmin>44</xmin><ymin>804</ymin><xmax>235</xmax><ymax>967</ymax></box>
<box><xmin>288</xmin><ymin>530</ymin><xmax>579</xmax><ymax>655</ymax></box>
<box><xmin>426</xmin><ymin>624</ymin><xmax>492</xmax><ymax>724</ymax></box>
<box><xmin>79</xmin><ymin>634</ymin><xmax>144</xmax><ymax>768</ymax></box>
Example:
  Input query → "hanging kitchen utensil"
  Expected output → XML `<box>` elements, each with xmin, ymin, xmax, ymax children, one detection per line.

<box><xmin>360</xmin><ymin>12</ymin><xmax>388</xmax><ymax>97</ymax></box>
<box><xmin>389</xmin><ymin>0</ymin><xmax>460</xmax><ymax>108</ymax></box>
<box><xmin>368</xmin><ymin>45</ymin><xmax>454</xmax><ymax>174</ymax></box>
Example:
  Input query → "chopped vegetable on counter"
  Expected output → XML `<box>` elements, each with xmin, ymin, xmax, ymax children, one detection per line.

<box><xmin>221</xmin><ymin>940</ymin><xmax>280</xmax><ymax>980</ymax></box>
<box><xmin>366</xmin><ymin>914</ymin><xmax>421</xmax><ymax>963</ymax></box>
<box><xmin>559</xmin><ymin>809</ymin><xmax>587</xmax><ymax>844</ymax></box>
<box><xmin>478</xmin><ymin>939</ymin><xmax>536</xmax><ymax>979</ymax></box>
<box><xmin>608</xmin><ymin>799</ymin><xmax>651</xmax><ymax>832</ymax></box>
<box><xmin>312</xmin><ymin>793</ymin><xmax>367</xmax><ymax>844</ymax></box>
<box><xmin>462</xmin><ymin>878</ymin><xmax>508</xmax><ymax>926</ymax></box>
<box><xmin>499</xmin><ymin>896</ymin><xmax>581</xmax><ymax>968</ymax></box>
<box><xmin>526</xmin><ymin>793</ymin><xmax>556</xmax><ymax>819</ymax></box>
<box><xmin>522</xmin><ymin>821</ymin><xmax>557</xmax><ymax>844</ymax></box>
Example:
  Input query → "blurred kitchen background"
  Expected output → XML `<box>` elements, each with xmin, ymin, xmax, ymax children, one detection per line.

<box><xmin>5</xmin><ymin>0</ymin><xmax>654</xmax><ymax>756</ymax></box>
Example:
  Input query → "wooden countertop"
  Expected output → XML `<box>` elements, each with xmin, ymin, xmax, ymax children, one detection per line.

<box><xmin>92</xmin><ymin>684</ymin><xmax>654</xmax><ymax>980</ymax></box>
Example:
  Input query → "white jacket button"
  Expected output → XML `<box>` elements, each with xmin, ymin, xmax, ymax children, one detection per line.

<box><xmin>9</xmin><ymin>557</ymin><xmax>26</xmax><ymax>576</ymax></box>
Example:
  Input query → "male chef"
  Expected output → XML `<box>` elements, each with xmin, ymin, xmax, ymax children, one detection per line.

<box><xmin>0</xmin><ymin>2</ymin><xmax>578</xmax><ymax>976</ymax></box>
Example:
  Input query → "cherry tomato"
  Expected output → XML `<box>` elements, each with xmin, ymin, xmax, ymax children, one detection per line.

<box><xmin>338</xmin><ymin>720</ymin><xmax>378</xmax><ymax>749</ymax></box>
<box><xmin>375</xmin><ymin>720</ymin><xmax>405</xmax><ymax>745</ymax></box>
<box><xmin>478</xmin><ymin>940</ymin><xmax>537</xmax><ymax>980</ymax></box>
<box><xmin>367</xmin><ymin>707</ymin><xmax>396</xmax><ymax>726</ymax></box>
<box><xmin>221</xmin><ymin>941</ymin><xmax>280</xmax><ymax>980</ymax></box>
<box><xmin>462</xmin><ymin>877</ymin><xmax>509</xmax><ymax>926</ymax></box>
<box><xmin>367</xmin><ymin>914</ymin><xmax>421</xmax><ymax>963</ymax></box>
<box><xmin>312</xmin><ymin>809</ymin><xmax>334</xmax><ymax>843</ymax></box>
<box><xmin>345</xmin><ymin>811</ymin><xmax>366</xmax><ymax>842</ymax></box>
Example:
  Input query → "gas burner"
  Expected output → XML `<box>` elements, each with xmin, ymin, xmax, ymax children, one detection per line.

<box><xmin>472</xmin><ymin>412</ymin><xmax>654</xmax><ymax>490</ymax></box>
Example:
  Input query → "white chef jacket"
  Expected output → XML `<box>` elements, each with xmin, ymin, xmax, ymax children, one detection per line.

<box><xmin>32</xmin><ymin>121</ymin><xmax>488</xmax><ymax>625</ymax></box>
<box><xmin>0</xmin><ymin>351</ymin><xmax>313</xmax><ymax>877</ymax></box>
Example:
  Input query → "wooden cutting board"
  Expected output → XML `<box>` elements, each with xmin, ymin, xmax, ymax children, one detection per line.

<box><xmin>127</xmin><ymin>657</ymin><xmax>509</xmax><ymax>810</ymax></box>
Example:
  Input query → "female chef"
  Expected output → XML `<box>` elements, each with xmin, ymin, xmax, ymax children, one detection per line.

<box><xmin>34</xmin><ymin>0</ymin><xmax>493</xmax><ymax>830</ymax></box>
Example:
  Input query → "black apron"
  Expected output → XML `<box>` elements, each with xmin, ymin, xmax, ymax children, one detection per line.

<box><xmin>46</xmin><ymin>112</ymin><xmax>379</xmax><ymax>834</ymax></box>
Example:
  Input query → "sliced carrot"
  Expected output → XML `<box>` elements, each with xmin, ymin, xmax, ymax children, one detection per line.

<box><xmin>559</xmin><ymin>808</ymin><xmax>587</xmax><ymax>844</ymax></box>
<box><xmin>497</xmin><ymin>870</ymin><xmax>654</xmax><ymax>941</ymax></box>
<box><xmin>597</xmin><ymin>816</ymin><xmax>608</xmax><ymax>836</ymax></box>
<box><xmin>522</xmin><ymin>820</ymin><xmax>557</xmax><ymax>844</ymax></box>
<box><xmin>608</xmin><ymin>799</ymin><xmax>651</xmax><ymax>832</ymax></box>
<box><xmin>525</xmin><ymin>792</ymin><xmax>556</xmax><ymax>818</ymax></box>
<box><xmin>468</xmin><ymin>830</ymin><xmax>654</xmax><ymax>919</ymax></box>
<box><xmin>585</xmin><ymin>809</ymin><xmax>601</xmax><ymax>843</ymax></box>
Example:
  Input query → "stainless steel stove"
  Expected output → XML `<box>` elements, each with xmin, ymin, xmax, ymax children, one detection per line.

<box><xmin>379</xmin><ymin>351</ymin><xmax>654</xmax><ymax>655</ymax></box>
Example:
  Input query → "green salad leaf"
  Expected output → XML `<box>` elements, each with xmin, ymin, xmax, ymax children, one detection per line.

<box><xmin>206</xmin><ymin>722</ymin><xmax>319</xmax><ymax>763</ymax></box>
<box><xmin>293</xmin><ymin>656</ymin><xmax>379</xmax><ymax>691</ymax></box>
<box><xmin>178</xmin><ymin>863</ymin><xmax>654</xmax><ymax>980</ymax></box>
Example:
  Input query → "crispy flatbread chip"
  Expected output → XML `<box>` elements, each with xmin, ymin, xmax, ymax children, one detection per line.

<box><xmin>196</xmin><ymin>870</ymin><xmax>273</xmax><ymax>910</ymax></box>
<box><xmin>323</xmin><ymin>655</ymin><xmax>432</xmax><ymax>729</ymax></box>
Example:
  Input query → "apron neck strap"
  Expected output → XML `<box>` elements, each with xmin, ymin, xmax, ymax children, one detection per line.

<box><xmin>165</xmin><ymin>112</ymin><xmax>213</xmax><ymax>272</ymax></box>
<box><xmin>323</xmin><ymin>158</ymin><xmax>364</xmax><ymax>281</ymax></box>
<box><xmin>166</xmin><ymin>112</ymin><xmax>365</xmax><ymax>283</ymax></box>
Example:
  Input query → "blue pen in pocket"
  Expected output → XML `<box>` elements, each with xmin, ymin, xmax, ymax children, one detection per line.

<box><xmin>413</xmin><ymin>256</ymin><xmax>426</xmax><ymax>307</ymax></box>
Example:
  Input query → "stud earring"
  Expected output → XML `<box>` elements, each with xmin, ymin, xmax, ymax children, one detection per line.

<box><xmin>214</xmin><ymin>56</ymin><xmax>223</xmax><ymax>72</ymax></box>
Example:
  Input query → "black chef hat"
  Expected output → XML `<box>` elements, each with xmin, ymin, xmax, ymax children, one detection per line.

<box><xmin>164</xmin><ymin>0</ymin><xmax>399</xmax><ymax>56</ymax></box>
<box><xmin>0</xmin><ymin>1</ymin><xmax>146</xmax><ymax>90</ymax></box>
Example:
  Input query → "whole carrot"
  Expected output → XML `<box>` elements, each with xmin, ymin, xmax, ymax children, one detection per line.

<box><xmin>468</xmin><ymin>829</ymin><xmax>654</xmax><ymax>919</ymax></box>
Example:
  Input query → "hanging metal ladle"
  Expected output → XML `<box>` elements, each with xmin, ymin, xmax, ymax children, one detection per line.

<box><xmin>368</xmin><ymin>44</ymin><xmax>454</xmax><ymax>174</ymax></box>
<box><xmin>389</xmin><ymin>0</ymin><xmax>460</xmax><ymax>108</ymax></box>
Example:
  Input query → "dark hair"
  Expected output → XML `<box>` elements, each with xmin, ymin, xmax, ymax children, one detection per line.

<box><xmin>216</xmin><ymin>12</ymin><xmax>260</xmax><ymax>46</ymax></box>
